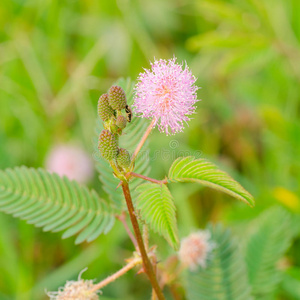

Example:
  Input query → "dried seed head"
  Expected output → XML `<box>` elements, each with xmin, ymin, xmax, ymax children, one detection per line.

<box><xmin>116</xmin><ymin>148</ymin><xmax>131</xmax><ymax>169</ymax></box>
<box><xmin>98</xmin><ymin>130</ymin><xmax>119</xmax><ymax>160</ymax></box>
<box><xmin>98</xmin><ymin>93</ymin><xmax>114</xmax><ymax>121</ymax></box>
<box><xmin>116</xmin><ymin>115</ymin><xmax>127</xmax><ymax>129</ymax></box>
<box><xmin>108</xmin><ymin>86</ymin><xmax>127</xmax><ymax>110</ymax></box>
<box><xmin>47</xmin><ymin>269</ymin><xmax>100</xmax><ymax>300</ymax></box>
<box><xmin>178</xmin><ymin>230</ymin><xmax>215</xmax><ymax>271</ymax></box>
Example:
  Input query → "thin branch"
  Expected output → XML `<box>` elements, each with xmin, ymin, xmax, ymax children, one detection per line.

<box><xmin>91</xmin><ymin>258</ymin><xmax>142</xmax><ymax>292</ymax></box>
<box><xmin>121</xmin><ymin>182</ymin><xmax>166</xmax><ymax>300</ymax></box>
<box><xmin>151</xmin><ymin>255</ymin><xmax>158</xmax><ymax>300</ymax></box>
<box><xmin>116</xmin><ymin>212</ymin><xmax>138</xmax><ymax>250</ymax></box>
<box><xmin>143</xmin><ymin>224</ymin><xmax>149</xmax><ymax>252</ymax></box>
<box><xmin>127</xmin><ymin>172</ymin><xmax>168</xmax><ymax>185</ymax></box>
<box><xmin>130</xmin><ymin>118</ymin><xmax>156</xmax><ymax>169</ymax></box>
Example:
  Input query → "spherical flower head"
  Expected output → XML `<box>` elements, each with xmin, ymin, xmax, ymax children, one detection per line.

<box><xmin>45</xmin><ymin>145</ymin><xmax>93</xmax><ymax>184</ymax></box>
<box><xmin>133</xmin><ymin>57</ymin><xmax>199</xmax><ymax>135</ymax></box>
<box><xmin>116</xmin><ymin>148</ymin><xmax>131</xmax><ymax>169</ymax></box>
<box><xmin>108</xmin><ymin>86</ymin><xmax>127</xmax><ymax>110</ymax></box>
<box><xmin>47</xmin><ymin>270</ymin><xmax>100</xmax><ymax>300</ymax></box>
<box><xmin>98</xmin><ymin>130</ymin><xmax>119</xmax><ymax>160</ymax></box>
<box><xmin>98</xmin><ymin>93</ymin><xmax>114</xmax><ymax>121</ymax></box>
<box><xmin>178</xmin><ymin>230</ymin><xmax>215</xmax><ymax>271</ymax></box>
<box><xmin>116</xmin><ymin>115</ymin><xmax>127</xmax><ymax>129</ymax></box>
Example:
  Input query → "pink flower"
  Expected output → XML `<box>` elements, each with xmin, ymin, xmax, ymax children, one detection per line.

<box><xmin>178</xmin><ymin>230</ymin><xmax>215</xmax><ymax>271</ymax></box>
<box><xmin>133</xmin><ymin>57</ymin><xmax>199</xmax><ymax>135</ymax></box>
<box><xmin>46</xmin><ymin>145</ymin><xmax>93</xmax><ymax>184</ymax></box>
<box><xmin>47</xmin><ymin>269</ymin><xmax>99</xmax><ymax>300</ymax></box>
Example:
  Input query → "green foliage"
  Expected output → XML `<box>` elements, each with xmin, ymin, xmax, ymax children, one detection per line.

<box><xmin>281</xmin><ymin>267</ymin><xmax>300</xmax><ymax>299</ymax></box>
<box><xmin>244</xmin><ymin>206</ymin><xmax>293</xmax><ymax>299</ymax></box>
<box><xmin>94</xmin><ymin>78</ymin><xmax>151</xmax><ymax>208</ymax></box>
<box><xmin>186</xmin><ymin>224</ymin><xmax>252</xmax><ymax>300</ymax></box>
<box><xmin>135</xmin><ymin>183</ymin><xmax>179</xmax><ymax>249</ymax></box>
<box><xmin>168</xmin><ymin>156</ymin><xmax>254</xmax><ymax>206</ymax></box>
<box><xmin>0</xmin><ymin>167</ymin><xmax>115</xmax><ymax>244</ymax></box>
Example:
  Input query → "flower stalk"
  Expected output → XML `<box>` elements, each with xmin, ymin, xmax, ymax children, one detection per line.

<box><xmin>116</xmin><ymin>212</ymin><xmax>138</xmax><ymax>250</ymax></box>
<box><xmin>121</xmin><ymin>182</ymin><xmax>166</xmax><ymax>300</ymax></box>
<box><xmin>91</xmin><ymin>257</ymin><xmax>142</xmax><ymax>292</ymax></box>
<box><xmin>130</xmin><ymin>118</ymin><xmax>156</xmax><ymax>169</ymax></box>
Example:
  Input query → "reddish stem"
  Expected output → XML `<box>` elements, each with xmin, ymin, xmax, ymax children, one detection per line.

<box><xmin>121</xmin><ymin>182</ymin><xmax>165</xmax><ymax>300</ymax></box>
<box><xmin>128</xmin><ymin>172</ymin><xmax>168</xmax><ymax>185</ymax></box>
<box><xmin>116</xmin><ymin>212</ymin><xmax>138</xmax><ymax>250</ymax></box>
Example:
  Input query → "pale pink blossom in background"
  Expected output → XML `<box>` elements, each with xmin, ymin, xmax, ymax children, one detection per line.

<box><xmin>47</xmin><ymin>269</ymin><xmax>99</xmax><ymax>300</ymax></box>
<box><xmin>178</xmin><ymin>230</ymin><xmax>215</xmax><ymax>271</ymax></box>
<box><xmin>133</xmin><ymin>57</ymin><xmax>199</xmax><ymax>135</ymax></box>
<box><xmin>46</xmin><ymin>145</ymin><xmax>93</xmax><ymax>184</ymax></box>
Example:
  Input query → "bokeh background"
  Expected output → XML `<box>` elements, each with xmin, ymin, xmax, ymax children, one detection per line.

<box><xmin>0</xmin><ymin>0</ymin><xmax>300</xmax><ymax>299</ymax></box>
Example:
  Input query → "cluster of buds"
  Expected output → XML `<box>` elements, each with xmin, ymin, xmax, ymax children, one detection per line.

<box><xmin>97</xmin><ymin>85</ymin><xmax>132</xmax><ymax>171</ymax></box>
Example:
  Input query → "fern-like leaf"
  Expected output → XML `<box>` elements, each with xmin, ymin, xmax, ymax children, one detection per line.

<box><xmin>93</xmin><ymin>78</ymin><xmax>151</xmax><ymax>208</ymax></box>
<box><xmin>168</xmin><ymin>156</ymin><xmax>254</xmax><ymax>206</ymax></box>
<box><xmin>0</xmin><ymin>167</ymin><xmax>115</xmax><ymax>244</ymax></box>
<box><xmin>135</xmin><ymin>183</ymin><xmax>179</xmax><ymax>249</ymax></box>
<box><xmin>244</xmin><ymin>206</ymin><xmax>292</xmax><ymax>299</ymax></box>
<box><xmin>186</xmin><ymin>224</ymin><xmax>252</xmax><ymax>300</ymax></box>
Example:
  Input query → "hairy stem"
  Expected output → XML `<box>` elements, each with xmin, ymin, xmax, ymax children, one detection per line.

<box><xmin>92</xmin><ymin>258</ymin><xmax>142</xmax><ymax>292</ymax></box>
<box><xmin>121</xmin><ymin>182</ymin><xmax>165</xmax><ymax>300</ymax></box>
<box><xmin>127</xmin><ymin>172</ymin><xmax>168</xmax><ymax>185</ymax></box>
<box><xmin>130</xmin><ymin>118</ymin><xmax>156</xmax><ymax>169</ymax></box>
<box><xmin>151</xmin><ymin>255</ymin><xmax>158</xmax><ymax>300</ymax></box>
<box><xmin>116</xmin><ymin>212</ymin><xmax>138</xmax><ymax>249</ymax></box>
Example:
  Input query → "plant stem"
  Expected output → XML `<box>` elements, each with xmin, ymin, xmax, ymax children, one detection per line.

<box><xmin>121</xmin><ymin>182</ymin><xmax>166</xmax><ymax>300</ymax></box>
<box><xmin>92</xmin><ymin>258</ymin><xmax>142</xmax><ymax>292</ymax></box>
<box><xmin>127</xmin><ymin>172</ymin><xmax>168</xmax><ymax>185</ymax></box>
<box><xmin>130</xmin><ymin>118</ymin><xmax>156</xmax><ymax>169</ymax></box>
<box><xmin>151</xmin><ymin>255</ymin><xmax>158</xmax><ymax>300</ymax></box>
<box><xmin>116</xmin><ymin>212</ymin><xmax>138</xmax><ymax>250</ymax></box>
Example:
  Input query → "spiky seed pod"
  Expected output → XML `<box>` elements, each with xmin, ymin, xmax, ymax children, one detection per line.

<box><xmin>108</xmin><ymin>86</ymin><xmax>127</xmax><ymax>110</ymax></box>
<box><xmin>98</xmin><ymin>130</ymin><xmax>119</xmax><ymax>160</ymax></box>
<box><xmin>116</xmin><ymin>115</ymin><xmax>127</xmax><ymax>129</ymax></box>
<box><xmin>117</xmin><ymin>148</ymin><xmax>131</xmax><ymax>169</ymax></box>
<box><xmin>98</xmin><ymin>93</ymin><xmax>114</xmax><ymax>121</ymax></box>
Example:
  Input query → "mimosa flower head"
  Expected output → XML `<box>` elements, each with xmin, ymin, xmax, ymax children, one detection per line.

<box><xmin>179</xmin><ymin>230</ymin><xmax>215</xmax><ymax>271</ymax></box>
<box><xmin>133</xmin><ymin>57</ymin><xmax>199</xmax><ymax>135</ymax></box>
<box><xmin>47</xmin><ymin>269</ymin><xmax>100</xmax><ymax>300</ymax></box>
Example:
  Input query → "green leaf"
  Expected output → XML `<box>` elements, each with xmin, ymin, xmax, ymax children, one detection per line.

<box><xmin>0</xmin><ymin>167</ymin><xmax>115</xmax><ymax>244</ymax></box>
<box><xmin>244</xmin><ymin>206</ymin><xmax>292</xmax><ymax>299</ymax></box>
<box><xmin>281</xmin><ymin>267</ymin><xmax>300</xmax><ymax>300</ymax></box>
<box><xmin>186</xmin><ymin>224</ymin><xmax>252</xmax><ymax>300</ymax></box>
<box><xmin>93</xmin><ymin>77</ymin><xmax>151</xmax><ymax>209</ymax></box>
<box><xmin>168</xmin><ymin>156</ymin><xmax>254</xmax><ymax>206</ymax></box>
<box><xmin>135</xmin><ymin>183</ymin><xmax>179</xmax><ymax>249</ymax></box>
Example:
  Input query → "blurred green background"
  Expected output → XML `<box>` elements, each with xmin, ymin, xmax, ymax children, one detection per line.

<box><xmin>0</xmin><ymin>0</ymin><xmax>300</xmax><ymax>299</ymax></box>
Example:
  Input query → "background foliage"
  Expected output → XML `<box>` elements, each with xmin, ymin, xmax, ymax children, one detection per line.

<box><xmin>0</xmin><ymin>0</ymin><xmax>299</xmax><ymax>299</ymax></box>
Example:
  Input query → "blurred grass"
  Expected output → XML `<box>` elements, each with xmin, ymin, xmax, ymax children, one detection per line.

<box><xmin>0</xmin><ymin>0</ymin><xmax>300</xmax><ymax>299</ymax></box>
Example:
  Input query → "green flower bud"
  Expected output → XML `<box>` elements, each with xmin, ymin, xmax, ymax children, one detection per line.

<box><xmin>98</xmin><ymin>93</ymin><xmax>114</xmax><ymax>121</ymax></box>
<box><xmin>108</xmin><ymin>86</ymin><xmax>127</xmax><ymax>110</ymax></box>
<box><xmin>110</xmin><ymin>124</ymin><xmax>120</xmax><ymax>134</ymax></box>
<box><xmin>116</xmin><ymin>115</ymin><xmax>127</xmax><ymax>129</ymax></box>
<box><xmin>98</xmin><ymin>130</ymin><xmax>119</xmax><ymax>160</ymax></box>
<box><xmin>116</xmin><ymin>148</ymin><xmax>131</xmax><ymax>169</ymax></box>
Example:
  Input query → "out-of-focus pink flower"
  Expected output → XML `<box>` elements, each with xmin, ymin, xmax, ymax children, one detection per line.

<box><xmin>178</xmin><ymin>230</ymin><xmax>215</xmax><ymax>271</ymax></box>
<box><xmin>47</xmin><ymin>269</ymin><xmax>99</xmax><ymax>300</ymax></box>
<box><xmin>133</xmin><ymin>57</ymin><xmax>199</xmax><ymax>135</ymax></box>
<box><xmin>46</xmin><ymin>145</ymin><xmax>93</xmax><ymax>184</ymax></box>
